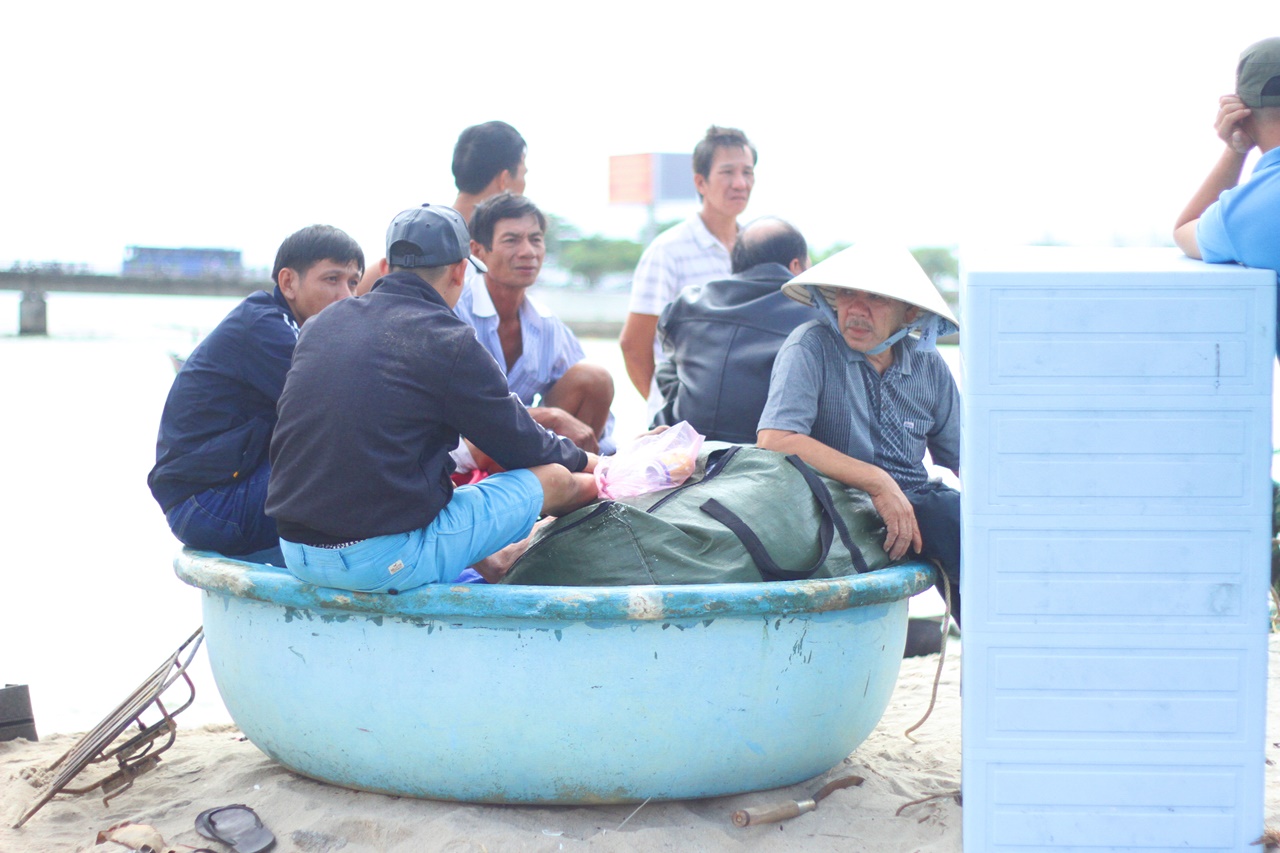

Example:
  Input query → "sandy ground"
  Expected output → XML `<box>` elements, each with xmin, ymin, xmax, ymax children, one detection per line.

<box><xmin>8</xmin><ymin>636</ymin><xmax>1280</xmax><ymax>852</ymax></box>
<box><xmin>1</xmin><ymin>641</ymin><xmax>965</xmax><ymax>853</ymax></box>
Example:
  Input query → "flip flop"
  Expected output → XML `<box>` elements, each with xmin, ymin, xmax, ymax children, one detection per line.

<box><xmin>194</xmin><ymin>804</ymin><xmax>276</xmax><ymax>853</ymax></box>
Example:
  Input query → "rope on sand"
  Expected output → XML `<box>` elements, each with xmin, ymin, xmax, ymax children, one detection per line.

<box><xmin>903</xmin><ymin>569</ymin><xmax>952</xmax><ymax>743</ymax></box>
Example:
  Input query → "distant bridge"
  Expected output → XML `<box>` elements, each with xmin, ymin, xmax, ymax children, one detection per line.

<box><xmin>0</xmin><ymin>270</ymin><xmax>628</xmax><ymax>338</ymax></box>
<box><xmin>0</xmin><ymin>270</ymin><xmax>266</xmax><ymax>335</ymax></box>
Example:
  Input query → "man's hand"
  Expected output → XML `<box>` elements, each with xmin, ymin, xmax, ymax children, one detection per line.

<box><xmin>1174</xmin><ymin>94</ymin><xmax>1255</xmax><ymax>258</ymax></box>
<box><xmin>1216</xmin><ymin>94</ymin><xmax>1255</xmax><ymax>154</ymax></box>
<box><xmin>866</xmin><ymin>471</ymin><xmax>923</xmax><ymax>561</ymax></box>
<box><xmin>530</xmin><ymin>407</ymin><xmax>599</xmax><ymax>454</ymax></box>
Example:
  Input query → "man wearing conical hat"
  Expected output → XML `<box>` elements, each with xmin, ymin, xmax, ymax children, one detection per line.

<box><xmin>1175</xmin><ymin>37</ymin><xmax>1280</xmax><ymax>357</ymax></box>
<box><xmin>757</xmin><ymin>245</ymin><xmax>963</xmax><ymax>624</ymax></box>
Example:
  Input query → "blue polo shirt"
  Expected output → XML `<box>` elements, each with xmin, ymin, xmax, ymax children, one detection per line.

<box><xmin>1198</xmin><ymin>145</ymin><xmax>1280</xmax><ymax>355</ymax></box>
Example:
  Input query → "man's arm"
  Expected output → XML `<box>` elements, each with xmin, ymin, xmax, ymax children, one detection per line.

<box><xmin>619</xmin><ymin>312</ymin><xmax>659</xmax><ymax>397</ymax></box>
<box><xmin>242</xmin><ymin>305</ymin><xmax>301</xmax><ymax>403</ymax></box>
<box><xmin>446</xmin><ymin>335</ymin><xmax>589</xmax><ymax>475</ymax></box>
<box><xmin>527</xmin><ymin>407</ymin><xmax>598</xmax><ymax>454</ymax></box>
<box><xmin>1175</xmin><ymin>95</ymin><xmax>1255</xmax><ymax>258</ymax></box>
<box><xmin>621</xmin><ymin>236</ymin><xmax>678</xmax><ymax>398</ymax></box>
<box><xmin>757</xmin><ymin>428</ymin><xmax>922</xmax><ymax>560</ymax></box>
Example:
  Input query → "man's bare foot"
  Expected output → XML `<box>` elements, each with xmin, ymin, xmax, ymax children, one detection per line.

<box><xmin>471</xmin><ymin>517</ymin><xmax>555</xmax><ymax>583</ymax></box>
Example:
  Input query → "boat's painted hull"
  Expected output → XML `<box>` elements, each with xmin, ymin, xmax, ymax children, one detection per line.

<box><xmin>176</xmin><ymin>552</ymin><xmax>935</xmax><ymax>803</ymax></box>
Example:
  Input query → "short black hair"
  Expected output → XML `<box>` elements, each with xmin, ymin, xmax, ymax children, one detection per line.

<box><xmin>271</xmin><ymin>224</ymin><xmax>364</xmax><ymax>284</ymax></box>
<box><xmin>469</xmin><ymin>192</ymin><xmax>548</xmax><ymax>251</ymax></box>
<box><xmin>452</xmin><ymin>121</ymin><xmax>527</xmax><ymax>194</ymax></box>
<box><xmin>731</xmin><ymin>218</ymin><xmax>806</xmax><ymax>274</ymax></box>
<box><xmin>693</xmin><ymin>125</ymin><xmax>757</xmax><ymax>180</ymax></box>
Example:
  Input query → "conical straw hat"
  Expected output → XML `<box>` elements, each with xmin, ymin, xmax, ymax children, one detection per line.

<box><xmin>781</xmin><ymin>244</ymin><xmax>959</xmax><ymax>329</ymax></box>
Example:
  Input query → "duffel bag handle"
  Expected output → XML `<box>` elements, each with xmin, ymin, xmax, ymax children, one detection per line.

<box><xmin>698</xmin><ymin>455</ymin><xmax>871</xmax><ymax>582</ymax></box>
<box><xmin>783</xmin><ymin>455</ymin><xmax>871</xmax><ymax>575</ymax></box>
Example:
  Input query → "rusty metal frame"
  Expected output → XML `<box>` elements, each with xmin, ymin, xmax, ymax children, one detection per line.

<box><xmin>12</xmin><ymin>627</ymin><xmax>204</xmax><ymax>828</ymax></box>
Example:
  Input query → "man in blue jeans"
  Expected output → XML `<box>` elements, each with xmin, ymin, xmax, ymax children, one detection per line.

<box><xmin>756</xmin><ymin>245</ymin><xmax>963</xmax><ymax>624</ymax></box>
<box><xmin>266</xmin><ymin>204</ymin><xmax>598</xmax><ymax>591</ymax></box>
<box><xmin>148</xmin><ymin>225</ymin><xmax>364</xmax><ymax>560</ymax></box>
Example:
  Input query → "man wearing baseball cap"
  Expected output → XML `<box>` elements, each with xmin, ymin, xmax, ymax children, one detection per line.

<box><xmin>756</xmin><ymin>245</ymin><xmax>962</xmax><ymax>624</ymax></box>
<box><xmin>1176</xmin><ymin>36</ymin><xmax>1280</xmax><ymax>355</ymax></box>
<box><xmin>266</xmin><ymin>204</ymin><xmax>598</xmax><ymax>591</ymax></box>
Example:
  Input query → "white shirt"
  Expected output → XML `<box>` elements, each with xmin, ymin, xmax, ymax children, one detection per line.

<box><xmin>455</xmin><ymin>279</ymin><xmax>616</xmax><ymax>454</ymax></box>
<box><xmin>628</xmin><ymin>214</ymin><xmax>731</xmax><ymax>324</ymax></box>
<box><xmin>628</xmin><ymin>214</ymin><xmax>732</xmax><ymax>414</ymax></box>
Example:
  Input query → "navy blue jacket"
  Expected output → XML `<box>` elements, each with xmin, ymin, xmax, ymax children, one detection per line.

<box><xmin>266</xmin><ymin>270</ymin><xmax>588</xmax><ymax>545</ymax></box>
<box><xmin>655</xmin><ymin>263</ymin><xmax>818</xmax><ymax>443</ymax></box>
<box><xmin>148</xmin><ymin>287</ymin><xmax>299</xmax><ymax>511</ymax></box>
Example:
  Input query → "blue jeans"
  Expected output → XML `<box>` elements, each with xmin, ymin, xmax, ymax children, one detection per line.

<box><xmin>907</xmin><ymin>483</ymin><xmax>961</xmax><ymax>627</ymax></box>
<box><xmin>165</xmin><ymin>461</ymin><xmax>279</xmax><ymax>557</ymax></box>
<box><xmin>281</xmin><ymin>469</ymin><xmax>543</xmax><ymax>593</ymax></box>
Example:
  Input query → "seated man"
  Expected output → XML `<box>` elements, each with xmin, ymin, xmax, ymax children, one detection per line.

<box><xmin>1174</xmin><ymin>37</ymin><xmax>1280</xmax><ymax>356</ymax></box>
<box><xmin>653</xmin><ymin>216</ymin><xmax>816</xmax><ymax>442</ymax></box>
<box><xmin>148</xmin><ymin>225</ymin><xmax>364</xmax><ymax>559</ymax></box>
<box><xmin>756</xmin><ymin>245</ymin><xmax>963</xmax><ymax>623</ymax></box>
<box><xmin>454</xmin><ymin>192</ymin><xmax>615</xmax><ymax>455</ymax></box>
<box><xmin>266</xmin><ymin>204</ymin><xmax>598</xmax><ymax>591</ymax></box>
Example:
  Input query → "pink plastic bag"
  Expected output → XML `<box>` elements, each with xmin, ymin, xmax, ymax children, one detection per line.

<box><xmin>595</xmin><ymin>421</ymin><xmax>705</xmax><ymax>500</ymax></box>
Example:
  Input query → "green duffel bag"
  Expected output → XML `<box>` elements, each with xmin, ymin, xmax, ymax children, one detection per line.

<box><xmin>502</xmin><ymin>444</ymin><xmax>894</xmax><ymax>586</ymax></box>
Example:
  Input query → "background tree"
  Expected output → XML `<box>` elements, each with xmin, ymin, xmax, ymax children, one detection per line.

<box><xmin>909</xmin><ymin>247</ymin><xmax>959</xmax><ymax>290</ymax></box>
<box><xmin>558</xmin><ymin>236</ymin><xmax>644</xmax><ymax>288</ymax></box>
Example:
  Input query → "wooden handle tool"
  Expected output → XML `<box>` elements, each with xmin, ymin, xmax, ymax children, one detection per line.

<box><xmin>731</xmin><ymin>774</ymin><xmax>864</xmax><ymax>827</ymax></box>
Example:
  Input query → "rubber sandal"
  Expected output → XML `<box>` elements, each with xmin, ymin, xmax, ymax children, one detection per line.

<box><xmin>194</xmin><ymin>804</ymin><xmax>275</xmax><ymax>853</ymax></box>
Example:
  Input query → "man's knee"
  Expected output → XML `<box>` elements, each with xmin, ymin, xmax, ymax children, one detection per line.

<box><xmin>528</xmin><ymin>463</ymin><xmax>597</xmax><ymax>516</ymax></box>
<box><xmin>547</xmin><ymin>362</ymin><xmax>614</xmax><ymax>410</ymax></box>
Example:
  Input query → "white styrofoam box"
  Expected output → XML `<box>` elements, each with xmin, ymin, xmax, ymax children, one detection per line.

<box><xmin>962</xmin><ymin>631</ymin><xmax>1268</xmax><ymax>752</ymax></box>
<box><xmin>966</xmin><ymin>517</ymin><xmax>1268</xmax><ymax>631</ymax></box>
<box><xmin>965</xmin><ymin>397</ymin><xmax>1272</xmax><ymax>517</ymax></box>
<box><xmin>965</xmin><ymin>757</ymin><xmax>1257</xmax><ymax>850</ymax></box>
<box><xmin>962</xmin><ymin>247</ymin><xmax>1275</xmax><ymax>398</ymax></box>
<box><xmin>961</xmin><ymin>248</ymin><xmax>1273</xmax><ymax>851</ymax></box>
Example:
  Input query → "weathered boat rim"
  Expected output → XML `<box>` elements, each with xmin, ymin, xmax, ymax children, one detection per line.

<box><xmin>175</xmin><ymin>549</ymin><xmax>936</xmax><ymax>622</ymax></box>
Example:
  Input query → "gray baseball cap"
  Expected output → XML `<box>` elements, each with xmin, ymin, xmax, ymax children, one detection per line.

<box><xmin>1237</xmin><ymin>37</ymin><xmax>1280</xmax><ymax>108</ymax></box>
<box><xmin>386</xmin><ymin>204</ymin><xmax>487</xmax><ymax>272</ymax></box>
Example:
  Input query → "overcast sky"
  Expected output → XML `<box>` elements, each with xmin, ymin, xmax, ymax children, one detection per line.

<box><xmin>2</xmin><ymin>1</ymin><xmax>1275</xmax><ymax>272</ymax></box>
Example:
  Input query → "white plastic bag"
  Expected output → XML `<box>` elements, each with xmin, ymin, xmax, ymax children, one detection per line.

<box><xmin>594</xmin><ymin>421</ymin><xmax>705</xmax><ymax>500</ymax></box>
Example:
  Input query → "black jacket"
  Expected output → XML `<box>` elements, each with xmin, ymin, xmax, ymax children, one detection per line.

<box><xmin>148</xmin><ymin>287</ymin><xmax>299</xmax><ymax>511</ymax></box>
<box><xmin>266</xmin><ymin>271</ymin><xmax>587</xmax><ymax>545</ymax></box>
<box><xmin>655</xmin><ymin>263</ymin><xmax>818</xmax><ymax>443</ymax></box>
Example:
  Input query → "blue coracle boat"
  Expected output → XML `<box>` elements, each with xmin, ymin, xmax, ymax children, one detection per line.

<box><xmin>175</xmin><ymin>551</ymin><xmax>936</xmax><ymax>803</ymax></box>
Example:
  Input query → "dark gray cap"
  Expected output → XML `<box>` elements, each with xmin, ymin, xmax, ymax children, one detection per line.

<box><xmin>386</xmin><ymin>204</ymin><xmax>487</xmax><ymax>272</ymax></box>
<box><xmin>1237</xmin><ymin>37</ymin><xmax>1280</xmax><ymax>108</ymax></box>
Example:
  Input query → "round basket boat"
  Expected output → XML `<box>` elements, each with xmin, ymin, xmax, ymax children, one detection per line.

<box><xmin>175</xmin><ymin>550</ymin><xmax>935</xmax><ymax>804</ymax></box>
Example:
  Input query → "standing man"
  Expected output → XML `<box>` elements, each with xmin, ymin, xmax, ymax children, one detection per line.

<box><xmin>1175</xmin><ymin>37</ymin><xmax>1280</xmax><ymax>356</ymax></box>
<box><xmin>619</xmin><ymin>125</ymin><xmax>756</xmax><ymax>407</ymax></box>
<box><xmin>356</xmin><ymin>120</ymin><xmax>527</xmax><ymax>294</ymax></box>
<box><xmin>148</xmin><ymin>225</ymin><xmax>364</xmax><ymax>559</ymax></box>
<box><xmin>756</xmin><ymin>246</ymin><xmax>963</xmax><ymax>623</ymax></box>
<box><xmin>451</xmin><ymin>120</ymin><xmax>528</xmax><ymax>224</ymax></box>
<box><xmin>455</xmin><ymin>192</ymin><xmax>615</xmax><ymax>455</ymax></box>
<box><xmin>267</xmin><ymin>204</ymin><xmax>597</xmax><ymax>591</ymax></box>
<box><xmin>654</xmin><ymin>217</ymin><xmax>816</xmax><ymax>442</ymax></box>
